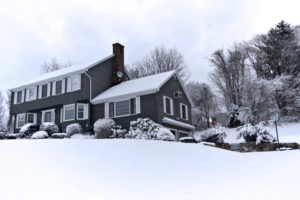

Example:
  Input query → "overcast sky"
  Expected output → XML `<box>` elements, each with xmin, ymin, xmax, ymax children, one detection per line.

<box><xmin>1</xmin><ymin>0</ymin><xmax>300</xmax><ymax>94</ymax></box>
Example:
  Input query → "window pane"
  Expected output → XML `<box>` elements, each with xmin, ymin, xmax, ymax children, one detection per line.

<box><xmin>115</xmin><ymin>100</ymin><xmax>130</xmax><ymax>116</ymax></box>
<box><xmin>17</xmin><ymin>114</ymin><xmax>25</xmax><ymax>127</ymax></box>
<box><xmin>28</xmin><ymin>88</ymin><xmax>35</xmax><ymax>100</ymax></box>
<box><xmin>27</xmin><ymin>114</ymin><xmax>34</xmax><ymax>123</ymax></box>
<box><xmin>42</xmin><ymin>84</ymin><xmax>48</xmax><ymax>98</ymax></box>
<box><xmin>17</xmin><ymin>91</ymin><xmax>22</xmax><ymax>103</ymax></box>
<box><xmin>77</xmin><ymin>105</ymin><xmax>84</xmax><ymax>119</ymax></box>
<box><xmin>130</xmin><ymin>98</ymin><xmax>136</xmax><ymax>114</ymax></box>
<box><xmin>166</xmin><ymin>98</ymin><xmax>171</xmax><ymax>114</ymax></box>
<box><xmin>65</xmin><ymin>105</ymin><xmax>75</xmax><ymax>120</ymax></box>
<box><xmin>45</xmin><ymin>112</ymin><xmax>52</xmax><ymax>122</ymax></box>
<box><xmin>182</xmin><ymin>105</ymin><xmax>186</xmax><ymax>119</ymax></box>
<box><xmin>71</xmin><ymin>76</ymin><xmax>80</xmax><ymax>91</ymax></box>
<box><xmin>56</xmin><ymin>80</ymin><xmax>62</xmax><ymax>94</ymax></box>
<box><xmin>109</xmin><ymin>102</ymin><xmax>114</xmax><ymax>118</ymax></box>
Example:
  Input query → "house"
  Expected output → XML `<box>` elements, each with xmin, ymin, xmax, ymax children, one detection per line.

<box><xmin>9</xmin><ymin>43</ymin><xmax>195</xmax><ymax>140</ymax></box>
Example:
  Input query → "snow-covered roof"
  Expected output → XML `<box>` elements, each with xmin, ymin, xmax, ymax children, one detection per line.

<box><xmin>162</xmin><ymin>117</ymin><xmax>195</xmax><ymax>130</ymax></box>
<box><xmin>91</xmin><ymin>70</ymin><xmax>193</xmax><ymax>105</ymax></box>
<box><xmin>10</xmin><ymin>55</ymin><xmax>114</xmax><ymax>91</ymax></box>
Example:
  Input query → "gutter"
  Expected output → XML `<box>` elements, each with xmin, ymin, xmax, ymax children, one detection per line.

<box><xmin>83</xmin><ymin>71</ymin><xmax>92</xmax><ymax>101</ymax></box>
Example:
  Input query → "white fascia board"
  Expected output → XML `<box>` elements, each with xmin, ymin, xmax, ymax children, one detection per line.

<box><xmin>91</xmin><ymin>88</ymin><xmax>158</xmax><ymax>105</ymax></box>
<box><xmin>10</xmin><ymin>55</ymin><xmax>114</xmax><ymax>92</ymax></box>
<box><xmin>162</xmin><ymin>117</ymin><xmax>195</xmax><ymax>130</ymax></box>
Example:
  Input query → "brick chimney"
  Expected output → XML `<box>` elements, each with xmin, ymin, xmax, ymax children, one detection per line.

<box><xmin>112</xmin><ymin>43</ymin><xmax>125</xmax><ymax>85</ymax></box>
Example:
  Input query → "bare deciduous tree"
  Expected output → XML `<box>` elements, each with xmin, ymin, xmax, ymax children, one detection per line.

<box><xmin>0</xmin><ymin>91</ymin><xmax>7</xmax><ymax>131</ymax></box>
<box><xmin>186</xmin><ymin>81</ymin><xmax>218</xmax><ymax>129</ymax></box>
<box><xmin>128</xmin><ymin>46</ymin><xmax>190</xmax><ymax>82</ymax></box>
<box><xmin>41</xmin><ymin>58</ymin><xmax>72</xmax><ymax>74</ymax></box>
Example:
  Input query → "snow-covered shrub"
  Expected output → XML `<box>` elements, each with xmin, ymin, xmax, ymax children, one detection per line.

<box><xmin>94</xmin><ymin>118</ymin><xmax>115</xmax><ymax>139</ymax></box>
<box><xmin>228</xmin><ymin>104</ymin><xmax>241</xmax><ymax>128</ymax></box>
<box><xmin>201</xmin><ymin>124</ymin><xmax>227</xmax><ymax>143</ymax></box>
<box><xmin>66</xmin><ymin>123</ymin><xmax>82</xmax><ymax>136</ymax></box>
<box><xmin>70</xmin><ymin>134</ymin><xmax>95</xmax><ymax>139</ymax></box>
<box><xmin>126</xmin><ymin>118</ymin><xmax>175</xmax><ymax>141</ymax></box>
<box><xmin>31</xmin><ymin>131</ymin><xmax>49</xmax><ymax>139</ymax></box>
<box><xmin>5</xmin><ymin>133</ymin><xmax>23</xmax><ymax>139</ymax></box>
<box><xmin>236</xmin><ymin>124</ymin><xmax>257</xmax><ymax>142</ymax></box>
<box><xmin>40</xmin><ymin>123</ymin><xmax>59</xmax><ymax>136</ymax></box>
<box><xmin>236</xmin><ymin>122</ymin><xmax>276</xmax><ymax>144</ymax></box>
<box><xmin>179</xmin><ymin>137</ymin><xmax>195</xmax><ymax>143</ymax></box>
<box><xmin>0</xmin><ymin>132</ymin><xmax>5</xmax><ymax>139</ymax></box>
<box><xmin>51</xmin><ymin>133</ymin><xmax>69</xmax><ymax>139</ymax></box>
<box><xmin>111</xmin><ymin>125</ymin><xmax>127</xmax><ymax>138</ymax></box>
<box><xmin>20</xmin><ymin>123</ymin><xmax>40</xmax><ymax>137</ymax></box>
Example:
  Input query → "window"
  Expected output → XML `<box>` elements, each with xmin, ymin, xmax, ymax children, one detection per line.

<box><xmin>163</xmin><ymin>96</ymin><xmax>173</xmax><ymax>115</ymax></box>
<box><xmin>109</xmin><ymin>102</ymin><xmax>114</xmax><ymax>118</ymax></box>
<box><xmin>56</xmin><ymin>80</ymin><xmax>62</xmax><ymax>94</ymax></box>
<box><xmin>26</xmin><ymin>87</ymin><xmax>37</xmax><ymax>101</ymax></box>
<box><xmin>67</xmin><ymin>75</ymin><xmax>81</xmax><ymax>92</ymax></box>
<box><xmin>106</xmin><ymin>97</ymin><xmax>140</xmax><ymax>118</ymax></box>
<box><xmin>180</xmin><ymin>103</ymin><xmax>188</xmax><ymax>120</ymax></box>
<box><xmin>16</xmin><ymin>113</ymin><xmax>26</xmax><ymax>128</ymax></box>
<box><xmin>27</xmin><ymin>113</ymin><xmax>37</xmax><ymax>123</ymax></box>
<box><xmin>41</xmin><ymin>109</ymin><xmax>55</xmax><ymax>123</ymax></box>
<box><xmin>14</xmin><ymin>90</ymin><xmax>24</xmax><ymax>104</ymax></box>
<box><xmin>115</xmin><ymin>100</ymin><xmax>130</xmax><ymax>116</ymax></box>
<box><xmin>77</xmin><ymin>103</ymin><xmax>88</xmax><ymax>120</ymax></box>
<box><xmin>42</xmin><ymin>84</ymin><xmax>48</xmax><ymax>98</ymax></box>
<box><xmin>64</xmin><ymin>104</ymin><xmax>75</xmax><ymax>121</ymax></box>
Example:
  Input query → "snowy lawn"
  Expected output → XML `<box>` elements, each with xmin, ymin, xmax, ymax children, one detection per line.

<box><xmin>0</xmin><ymin>138</ymin><xmax>300</xmax><ymax>200</ymax></box>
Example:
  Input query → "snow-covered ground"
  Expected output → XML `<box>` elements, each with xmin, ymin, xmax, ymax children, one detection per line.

<box><xmin>0</xmin><ymin>123</ymin><xmax>300</xmax><ymax>200</ymax></box>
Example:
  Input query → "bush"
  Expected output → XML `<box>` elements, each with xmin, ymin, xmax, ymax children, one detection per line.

<box><xmin>236</xmin><ymin>122</ymin><xmax>276</xmax><ymax>144</ymax></box>
<box><xmin>111</xmin><ymin>125</ymin><xmax>127</xmax><ymax>138</ymax></box>
<box><xmin>94</xmin><ymin>118</ymin><xmax>115</xmax><ymax>139</ymax></box>
<box><xmin>201</xmin><ymin>124</ymin><xmax>227</xmax><ymax>143</ymax></box>
<box><xmin>179</xmin><ymin>137</ymin><xmax>196</xmax><ymax>143</ymax></box>
<box><xmin>20</xmin><ymin>123</ymin><xmax>40</xmax><ymax>137</ymax></box>
<box><xmin>126</xmin><ymin>118</ymin><xmax>175</xmax><ymax>141</ymax></box>
<box><xmin>66</xmin><ymin>123</ymin><xmax>82</xmax><ymax>136</ymax></box>
<box><xmin>51</xmin><ymin>133</ymin><xmax>69</xmax><ymax>139</ymax></box>
<box><xmin>31</xmin><ymin>131</ymin><xmax>49</xmax><ymax>139</ymax></box>
<box><xmin>40</xmin><ymin>123</ymin><xmax>59</xmax><ymax>136</ymax></box>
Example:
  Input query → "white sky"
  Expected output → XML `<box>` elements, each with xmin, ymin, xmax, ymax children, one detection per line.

<box><xmin>1</xmin><ymin>0</ymin><xmax>300</xmax><ymax>94</ymax></box>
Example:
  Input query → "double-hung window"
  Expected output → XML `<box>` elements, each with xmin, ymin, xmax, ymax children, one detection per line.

<box><xmin>163</xmin><ymin>96</ymin><xmax>174</xmax><ymax>115</ymax></box>
<box><xmin>52</xmin><ymin>79</ymin><xmax>65</xmax><ymax>95</ymax></box>
<box><xmin>16</xmin><ymin>113</ymin><xmax>26</xmax><ymax>128</ymax></box>
<box><xmin>180</xmin><ymin>103</ymin><xmax>188</xmax><ymax>120</ymax></box>
<box><xmin>27</xmin><ymin>113</ymin><xmax>37</xmax><ymax>124</ymax></box>
<box><xmin>67</xmin><ymin>75</ymin><xmax>81</xmax><ymax>92</ymax></box>
<box><xmin>39</xmin><ymin>83</ymin><xmax>50</xmax><ymax>98</ymax></box>
<box><xmin>14</xmin><ymin>90</ymin><xmax>24</xmax><ymax>104</ymax></box>
<box><xmin>77</xmin><ymin>103</ymin><xmax>88</xmax><ymax>120</ymax></box>
<box><xmin>42</xmin><ymin>109</ymin><xmax>55</xmax><ymax>123</ymax></box>
<box><xmin>26</xmin><ymin>87</ymin><xmax>37</xmax><ymax>101</ymax></box>
<box><xmin>64</xmin><ymin>104</ymin><xmax>75</xmax><ymax>121</ymax></box>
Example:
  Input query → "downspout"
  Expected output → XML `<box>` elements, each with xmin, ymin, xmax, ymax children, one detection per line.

<box><xmin>83</xmin><ymin>71</ymin><xmax>92</xmax><ymax>101</ymax></box>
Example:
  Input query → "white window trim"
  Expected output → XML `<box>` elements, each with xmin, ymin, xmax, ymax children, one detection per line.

<box><xmin>14</xmin><ymin>90</ymin><xmax>24</xmax><ymax>104</ymax></box>
<box><xmin>39</xmin><ymin>83</ymin><xmax>51</xmax><ymax>99</ymax></box>
<box><xmin>77</xmin><ymin>103</ymin><xmax>88</xmax><ymax>120</ymax></box>
<box><xmin>163</xmin><ymin>96</ymin><xmax>174</xmax><ymax>115</ymax></box>
<box><xmin>26</xmin><ymin>87</ymin><xmax>37</xmax><ymax>102</ymax></box>
<box><xmin>16</xmin><ymin>113</ymin><xmax>26</xmax><ymax>129</ymax></box>
<box><xmin>105</xmin><ymin>97</ymin><xmax>140</xmax><ymax>119</ymax></box>
<box><xmin>63</xmin><ymin>104</ymin><xmax>75</xmax><ymax>122</ymax></box>
<box><xmin>180</xmin><ymin>103</ymin><xmax>188</xmax><ymax>120</ymax></box>
<box><xmin>41</xmin><ymin>109</ymin><xmax>55</xmax><ymax>123</ymax></box>
<box><xmin>67</xmin><ymin>75</ymin><xmax>81</xmax><ymax>92</ymax></box>
<box><xmin>27</xmin><ymin>113</ymin><xmax>37</xmax><ymax>124</ymax></box>
<box><xmin>52</xmin><ymin>79</ymin><xmax>65</xmax><ymax>96</ymax></box>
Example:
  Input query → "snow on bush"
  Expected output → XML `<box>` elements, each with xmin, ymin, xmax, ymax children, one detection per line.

<box><xmin>31</xmin><ymin>131</ymin><xmax>49</xmax><ymax>139</ymax></box>
<box><xmin>51</xmin><ymin>133</ymin><xmax>69</xmax><ymax>139</ymax></box>
<box><xmin>201</xmin><ymin>124</ymin><xmax>227</xmax><ymax>143</ymax></box>
<box><xmin>70</xmin><ymin>134</ymin><xmax>95</xmax><ymax>139</ymax></box>
<box><xmin>40</xmin><ymin>123</ymin><xmax>59</xmax><ymax>136</ymax></box>
<box><xmin>66</xmin><ymin>123</ymin><xmax>82</xmax><ymax>136</ymax></box>
<box><xmin>236</xmin><ymin>122</ymin><xmax>276</xmax><ymax>144</ymax></box>
<box><xmin>20</xmin><ymin>123</ymin><xmax>33</xmax><ymax>133</ymax></box>
<box><xmin>94</xmin><ymin>118</ymin><xmax>115</xmax><ymax>139</ymax></box>
<box><xmin>126</xmin><ymin>118</ymin><xmax>175</xmax><ymax>141</ymax></box>
<box><xmin>111</xmin><ymin>125</ymin><xmax>127</xmax><ymax>138</ymax></box>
